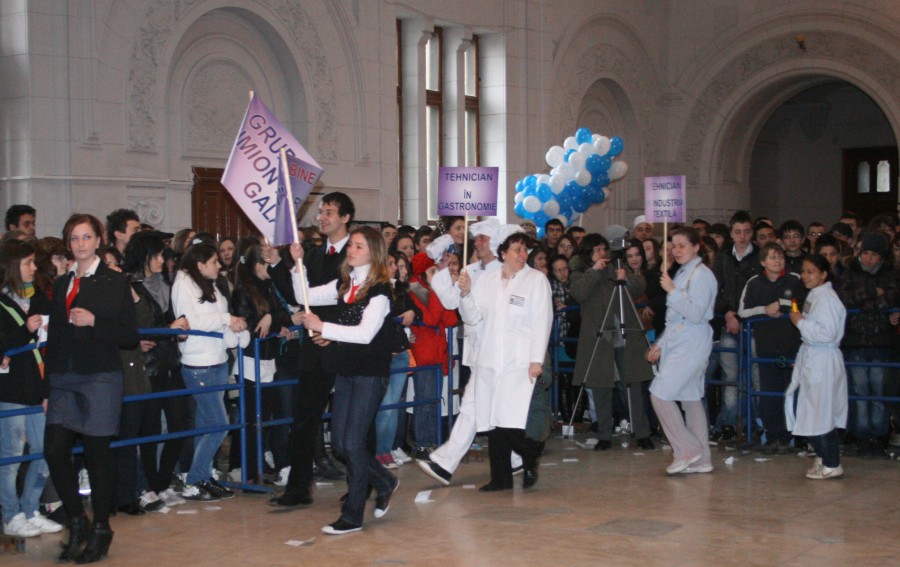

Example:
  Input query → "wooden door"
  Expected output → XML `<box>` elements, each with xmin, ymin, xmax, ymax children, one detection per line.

<box><xmin>191</xmin><ymin>167</ymin><xmax>255</xmax><ymax>239</ymax></box>
<box><xmin>842</xmin><ymin>146</ymin><xmax>898</xmax><ymax>224</ymax></box>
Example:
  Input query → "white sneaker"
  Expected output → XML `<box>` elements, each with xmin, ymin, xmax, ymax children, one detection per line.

<box><xmin>679</xmin><ymin>463</ymin><xmax>714</xmax><ymax>474</ymax></box>
<box><xmin>27</xmin><ymin>513</ymin><xmax>63</xmax><ymax>534</ymax></box>
<box><xmin>159</xmin><ymin>488</ymin><xmax>187</xmax><ymax>507</ymax></box>
<box><xmin>78</xmin><ymin>468</ymin><xmax>91</xmax><ymax>495</ymax></box>
<box><xmin>139</xmin><ymin>490</ymin><xmax>166</xmax><ymax>512</ymax></box>
<box><xmin>227</xmin><ymin>468</ymin><xmax>242</xmax><ymax>483</ymax></box>
<box><xmin>275</xmin><ymin>466</ymin><xmax>290</xmax><ymax>487</ymax></box>
<box><xmin>666</xmin><ymin>454</ymin><xmax>701</xmax><ymax>475</ymax></box>
<box><xmin>4</xmin><ymin>513</ymin><xmax>42</xmax><ymax>537</ymax></box>
<box><xmin>264</xmin><ymin>451</ymin><xmax>275</xmax><ymax>470</ymax></box>
<box><xmin>391</xmin><ymin>448</ymin><xmax>412</xmax><ymax>464</ymax></box>
<box><xmin>806</xmin><ymin>463</ymin><xmax>844</xmax><ymax>480</ymax></box>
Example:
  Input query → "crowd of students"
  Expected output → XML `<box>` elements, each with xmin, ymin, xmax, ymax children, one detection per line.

<box><xmin>0</xmin><ymin>200</ymin><xmax>898</xmax><ymax>551</ymax></box>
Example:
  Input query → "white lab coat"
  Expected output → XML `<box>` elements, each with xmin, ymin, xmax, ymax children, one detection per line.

<box><xmin>430</xmin><ymin>259</ymin><xmax>499</xmax><ymax>367</ymax></box>
<box><xmin>649</xmin><ymin>257</ymin><xmax>717</xmax><ymax>402</ymax></box>
<box><xmin>784</xmin><ymin>282</ymin><xmax>848</xmax><ymax>436</ymax></box>
<box><xmin>459</xmin><ymin>265</ymin><xmax>552</xmax><ymax>431</ymax></box>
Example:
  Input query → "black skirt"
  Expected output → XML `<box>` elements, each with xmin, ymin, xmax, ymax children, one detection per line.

<box><xmin>47</xmin><ymin>371</ymin><xmax>124</xmax><ymax>436</ymax></box>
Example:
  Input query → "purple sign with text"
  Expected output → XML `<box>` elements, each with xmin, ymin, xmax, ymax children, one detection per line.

<box><xmin>438</xmin><ymin>167</ymin><xmax>499</xmax><ymax>216</ymax></box>
<box><xmin>644</xmin><ymin>175</ymin><xmax>686</xmax><ymax>223</ymax></box>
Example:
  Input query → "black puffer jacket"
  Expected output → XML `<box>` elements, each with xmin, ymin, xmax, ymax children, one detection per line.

<box><xmin>836</xmin><ymin>259</ymin><xmax>898</xmax><ymax>348</ymax></box>
<box><xmin>231</xmin><ymin>276</ymin><xmax>293</xmax><ymax>360</ymax></box>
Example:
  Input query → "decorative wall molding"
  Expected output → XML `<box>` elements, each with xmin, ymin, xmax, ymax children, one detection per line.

<box><xmin>126</xmin><ymin>0</ymin><xmax>340</xmax><ymax>160</ymax></box>
<box><xmin>185</xmin><ymin>60</ymin><xmax>252</xmax><ymax>156</ymax></box>
<box><xmin>127</xmin><ymin>194</ymin><xmax>166</xmax><ymax>226</ymax></box>
<box><xmin>677</xmin><ymin>31</ymin><xmax>900</xmax><ymax>185</ymax></box>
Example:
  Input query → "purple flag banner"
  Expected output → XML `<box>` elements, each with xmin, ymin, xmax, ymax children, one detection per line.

<box><xmin>221</xmin><ymin>94</ymin><xmax>320</xmax><ymax>242</ymax></box>
<box><xmin>273</xmin><ymin>154</ymin><xmax>323</xmax><ymax>246</ymax></box>
<box><xmin>437</xmin><ymin>167</ymin><xmax>499</xmax><ymax>217</ymax></box>
<box><xmin>644</xmin><ymin>175</ymin><xmax>687</xmax><ymax>223</ymax></box>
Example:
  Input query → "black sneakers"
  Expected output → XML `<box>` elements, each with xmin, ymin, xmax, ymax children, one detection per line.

<box><xmin>204</xmin><ymin>479</ymin><xmax>236</xmax><ymax>499</ymax></box>
<box><xmin>321</xmin><ymin>519</ymin><xmax>362</xmax><ymax>535</ymax></box>
<box><xmin>374</xmin><ymin>479</ymin><xmax>399</xmax><ymax>519</ymax></box>
<box><xmin>181</xmin><ymin>483</ymin><xmax>219</xmax><ymax>502</ymax></box>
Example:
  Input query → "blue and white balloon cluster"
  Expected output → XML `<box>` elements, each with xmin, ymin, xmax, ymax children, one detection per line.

<box><xmin>514</xmin><ymin>128</ymin><xmax>628</xmax><ymax>237</ymax></box>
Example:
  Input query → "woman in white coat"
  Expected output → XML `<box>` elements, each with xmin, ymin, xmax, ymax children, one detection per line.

<box><xmin>646</xmin><ymin>227</ymin><xmax>717</xmax><ymax>475</ymax></box>
<box><xmin>785</xmin><ymin>254</ymin><xmax>847</xmax><ymax>480</ymax></box>
<box><xmin>458</xmin><ymin>228</ymin><xmax>552</xmax><ymax>491</ymax></box>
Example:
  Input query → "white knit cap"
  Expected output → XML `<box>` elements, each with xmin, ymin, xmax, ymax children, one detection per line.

<box><xmin>490</xmin><ymin>224</ymin><xmax>526</xmax><ymax>256</ymax></box>
<box><xmin>632</xmin><ymin>215</ymin><xmax>648</xmax><ymax>228</ymax></box>
<box><xmin>425</xmin><ymin>233</ymin><xmax>455</xmax><ymax>261</ymax></box>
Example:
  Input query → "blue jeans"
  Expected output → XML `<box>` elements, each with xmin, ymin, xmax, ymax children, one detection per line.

<box><xmin>412</xmin><ymin>368</ymin><xmax>440</xmax><ymax>448</ymax></box>
<box><xmin>0</xmin><ymin>403</ymin><xmax>48</xmax><ymax>524</ymax></box>
<box><xmin>846</xmin><ymin>347</ymin><xmax>891</xmax><ymax>439</ymax></box>
<box><xmin>375</xmin><ymin>352</ymin><xmax>410</xmax><ymax>455</ymax></box>
<box><xmin>715</xmin><ymin>332</ymin><xmax>740</xmax><ymax>429</ymax></box>
<box><xmin>181</xmin><ymin>363</ymin><xmax>229</xmax><ymax>485</ymax></box>
<box><xmin>331</xmin><ymin>374</ymin><xmax>395</xmax><ymax>527</ymax></box>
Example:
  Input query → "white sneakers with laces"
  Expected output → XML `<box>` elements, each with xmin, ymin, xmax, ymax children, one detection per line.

<box><xmin>27</xmin><ymin>513</ymin><xmax>63</xmax><ymax>533</ymax></box>
<box><xmin>4</xmin><ymin>513</ymin><xmax>42</xmax><ymax>537</ymax></box>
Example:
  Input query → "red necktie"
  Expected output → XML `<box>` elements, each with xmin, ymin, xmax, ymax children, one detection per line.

<box><xmin>66</xmin><ymin>276</ymin><xmax>81</xmax><ymax>316</ymax></box>
<box><xmin>347</xmin><ymin>283</ymin><xmax>360</xmax><ymax>304</ymax></box>
<box><xmin>328</xmin><ymin>245</ymin><xmax>336</xmax><ymax>256</ymax></box>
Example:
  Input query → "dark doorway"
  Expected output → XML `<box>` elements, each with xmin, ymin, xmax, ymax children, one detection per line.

<box><xmin>191</xmin><ymin>167</ymin><xmax>255</xmax><ymax>239</ymax></box>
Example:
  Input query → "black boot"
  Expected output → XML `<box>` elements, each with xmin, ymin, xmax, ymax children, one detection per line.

<box><xmin>59</xmin><ymin>514</ymin><xmax>89</xmax><ymax>562</ymax></box>
<box><xmin>74</xmin><ymin>523</ymin><xmax>114</xmax><ymax>564</ymax></box>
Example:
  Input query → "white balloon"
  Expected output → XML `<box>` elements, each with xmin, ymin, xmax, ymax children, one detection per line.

<box><xmin>557</xmin><ymin>162</ymin><xmax>575</xmax><ymax>181</ymax></box>
<box><xmin>537</xmin><ymin>174</ymin><xmax>551</xmax><ymax>187</ymax></box>
<box><xmin>545</xmin><ymin>146</ymin><xmax>565</xmax><ymax>168</ymax></box>
<box><xmin>514</xmin><ymin>191</ymin><xmax>525</xmax><ymax>204</ymax></box>
<box><xmin>591</xmin><ymin>133</ymin><xmax>601</xmax><ymax>144</ymax></box>
<box><xmin>563</xmin><ymin>136</ymin><xmax>578</xmax><ymax>151</ymax></box>
<box><xmin>575</xmin><ymin>170</ymin><xmax>592</xmax><ymax>186</ymax></box>
<box><xmin>556</xmin><ymin>214</ymin><xmax>570</xmax><ymax>226</ymax></box>
<box><xmin>578</xmin><ymin>143</ymin><xmax>595</xmax><ymax>156</ymax></box>
<box><xmin>568</xmin><ymin>151</ymin><xmax>587</xmax><ymax>171</ymax></box>
<box><xmin>523</xmin><ymin>195</ymin><xmax>542</xmax><ymax>213</ymax></box>
<box><xmin>543</xmin><ymin>199</ymin><xmax>560</xmax><ymax>217</ymax></box>
<box><xmin>593</xmin><ymin>135</ymin><xmax>611</xmax><ymax>156</ymax></box>
<box><xmin>609</xmin><ymin>160</ymin><xmax>628</xmax><ymax>180</ymax></box>
<box><xmin>550</xmin><ymin>174</ymin><xmax>565</xmax><ymax>194</ymax></box>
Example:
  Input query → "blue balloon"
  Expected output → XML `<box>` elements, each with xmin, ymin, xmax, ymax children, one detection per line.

<box><xmin>515</xmin><ymin>178</ymin><xmax>525</xmax><ymax>193</ymax></box>
<box><xmin>571</xmin><ymin>195</ymin><xmax>589</xmax><ymax>213</ymax></box>
<box><xmin>575</xmin><ymin>127</ymin><xmax>592</xmax><ymax>145</ymax></box>
<box><xmin>536</xmin><ymin>183</ymin><xmax>553</xmax><ymax>203</ymax></box>
<box><xmin>593</xmin><ymin>172</ymin><xmax>609</xmax><ymax>187</ymax></box>
<box><xmin>595</xmin><ymin>188</ymin><xmax>606</xmax><ymax>204</ymax></box>
<box><xmin>585</xmin><ymin>153</ymin><xmax>603</xmax><ymax>174</ymax></box>
<box><xmin>558</xmin><ymin>205</ymin><xmax>572</xmax><ymax>220</ymax></box>
<box><xmin>523</xmin><ymin>185</ymin><xmax>537</xmax><ymax>198</ymax></box>
<box><xmin>565</xmin><ymin>180</ymin><xmax>582</xmax><ymax>197</ymax></box>
<box><xmin>608</xmin><ymin>136</ymin><xmax>624</xmax><ymax>157</ymax></box>
<box><xmin>585</xmin><ymin>186</ymin><xmax>605</xmax><ymax>204</ymax></box>
<box><xmin>514</xmin><ymin>201</ymin><xmax>528</xmax><ymax>218</ymax></box>
<box><xmin>564</xmin><ymin>149</ymin><xmax>576</xmax><ymax>162</ymax></box>
<box><xmin>556</xmin><ymin>191</ymin><xmax>573</xmax><ymax>209</ymax></box>
<box><xmin>532</xmin><ymin>211</ymin><xmax>550</xmax><ymax>228</ymax></box>
<box><xmin>525</xmin><ymin>175</ymin><xmax>537</xmax><ymax>188</ymax></box>
<box><xmin>536</xmin><ymin>227</ymin><xmax>545</xmax><ymax>240</ymax></box>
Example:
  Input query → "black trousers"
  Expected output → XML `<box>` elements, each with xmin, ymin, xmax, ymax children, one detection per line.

<box><xmin>807</xmin><ymin>428</ymin><xmax>841</xmax><ymax>468</ymax></box>
<box><xmin>284</xmin><ymin>367</ymin><xmax>335</xmax><ymax>497</ymax></box>
<box><xmin>140</xmin><ymin>367</ymin><xmax>189</xmax><ymax>494</ymax></box>
<box><xmin>487</xmin><ymin>427</ymin><xmax>543</xmax><ymax>488</ymax></box>
<box><xmin>44</xmin><ymin>424</ymin><xmax>114</xmax><ymax>526</ymax></box>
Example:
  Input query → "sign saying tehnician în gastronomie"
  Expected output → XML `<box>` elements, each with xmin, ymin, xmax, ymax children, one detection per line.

<box><xmin>438</xmin><ymin>167</ymin><xmax>499</xmax><ymax>216</ymax></box>
<box><xmin>644</xmin><ymin>175</ymin><xmax>687</xmax><ymax>223</ymax></box>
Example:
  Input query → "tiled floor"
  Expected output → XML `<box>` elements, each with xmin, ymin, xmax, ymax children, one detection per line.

<box><xmin>4</xmin><ymin>435</ymin><xmax>899</xmax><ymax>566</ymax></box>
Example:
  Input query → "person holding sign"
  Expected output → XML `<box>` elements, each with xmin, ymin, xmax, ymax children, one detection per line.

<box><xmin>290</xmin><ymin>227</ymin><xmax>398</xmax><ymax>535</ymax></box>
<box><xmin>457</xmin><ymin>228</ymin><xmax>553</xmax><ymax>491</ymax></box>
<box><xmin>645</xmin><ymin>227</ymin><xmax>717</xmax><ymax>475</ymax></box>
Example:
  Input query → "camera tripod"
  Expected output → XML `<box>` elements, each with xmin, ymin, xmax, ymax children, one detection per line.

<box><xmin>563</xmin><ymin>261</ymin><xmax>655</xmax><ymax>440</ymax></box>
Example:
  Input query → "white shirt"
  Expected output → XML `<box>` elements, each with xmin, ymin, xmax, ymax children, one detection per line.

<box><xmin>292</xmin><ymin>263</ymin><xmax>390</xmax><ymax>345</ymax></box>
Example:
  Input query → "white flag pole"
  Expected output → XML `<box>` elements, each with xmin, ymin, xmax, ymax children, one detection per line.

<box><xmin>280</xmin><ymin>149</ymin><xmax>314</xmax><ymax>337</ymax></box>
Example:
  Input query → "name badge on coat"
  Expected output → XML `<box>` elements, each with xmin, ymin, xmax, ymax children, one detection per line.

<box><xmin>509</xmin><ymin>295</ymin><xmax>525</xmax><ymax>307</ymax></box>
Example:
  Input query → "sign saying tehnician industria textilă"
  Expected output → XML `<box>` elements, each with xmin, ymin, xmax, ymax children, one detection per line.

<box><xmin>437</xmin><ymin>167</ymin><xmax>499</xmax><ymax>217</ymax></box>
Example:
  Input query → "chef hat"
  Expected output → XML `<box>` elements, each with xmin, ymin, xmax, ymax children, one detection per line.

<box><xmin>632</xmin><ymin>215</ymin><xmax>648</xmax><ymax>228</ymax></box>
<box><xmin>470</xmin><ymin>217</ymin><xmax>500</xmax><ymax>239</ymax></box>
<box><xmin>490</xmin><ymin>224</ymin><xmax>526</xmax><ymax>257</ymax></box>
<box><xmin>425</xmin><ymin>233</ymin><xmax>455</xmax><ymax>261</ymax></box>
